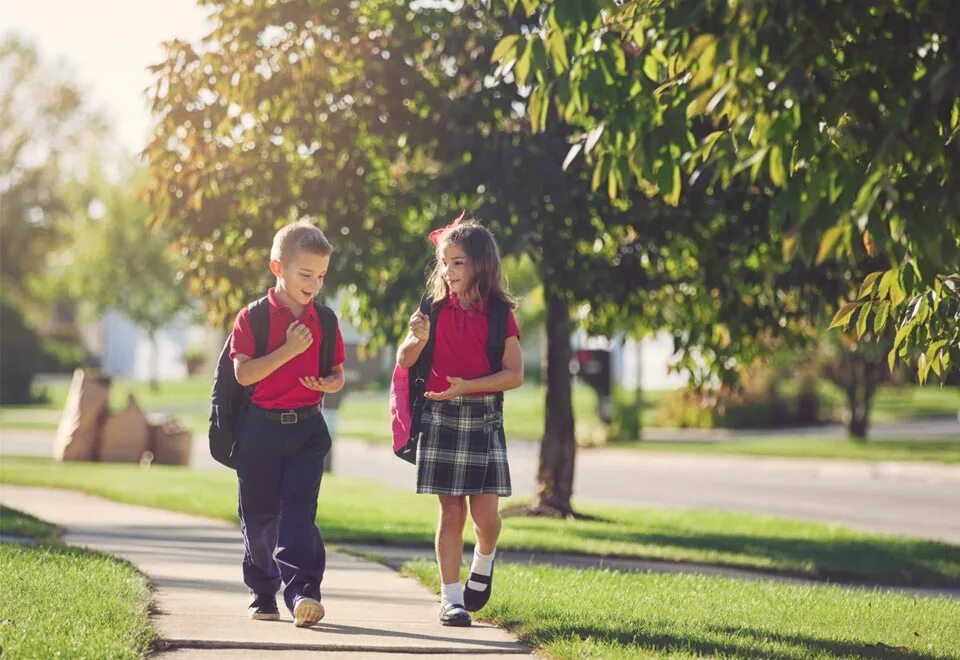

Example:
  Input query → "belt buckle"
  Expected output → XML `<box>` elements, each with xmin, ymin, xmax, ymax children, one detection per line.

<box><xmin>280</xmin><ymin>411</ymin><xmax>298</xmax><ymax>425</ymax></box>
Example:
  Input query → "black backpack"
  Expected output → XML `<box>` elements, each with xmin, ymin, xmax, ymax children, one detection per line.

<box><xmin>209</xmin><ymin>297</ymin><xmax>339</xmax><ymax>469</ymax></box>
<box><xmin>395</xmin><ymin>293</ymin><xmax>509</xmax><ymax>464</ymax></box>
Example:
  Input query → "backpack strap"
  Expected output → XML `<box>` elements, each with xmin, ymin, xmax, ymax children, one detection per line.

<box><xmin>486</xmin><ymin>297</ymin><xmax>510</xmax><ymax>407</ymax></box>
<box><xmin>413</xmin><ymin>294</ymin><xmax>438</xmax><ymax>384</ymax></box>
<box><xmin>248</xmin><ymin>297</ymin><xmax>270</xmax><ymax>358</ymax></box>
<box><xmin>314</xmin><ymin>301</ymin><xmax>339</xmax><ymax>377</ymax></box>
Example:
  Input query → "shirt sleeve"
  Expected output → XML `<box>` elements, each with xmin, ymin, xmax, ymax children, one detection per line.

<box><xmin>332</xmin><ymin>323</ymin><xmax>346</xmax><ymax>366</ymax></box>
<box><xmin>506</xmin><ymin>310</ymin><xmax>520</xmax><ymax>340</ymax></box>
<box><xmin>229</xmin><ymin>308</ymin><xmax>255</xmax><ymax>360</ymax></box>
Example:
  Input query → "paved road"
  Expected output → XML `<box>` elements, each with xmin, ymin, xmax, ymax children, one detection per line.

<box><xmin>4</xmin><ymin>425</ymin><xmax>959</xmax><ymax>545</ymax></box>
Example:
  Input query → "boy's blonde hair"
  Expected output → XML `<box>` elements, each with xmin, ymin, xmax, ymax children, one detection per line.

<box><xmin>270</xmin><ymin>220</ymin><xmax>333</xmax><ymax>263</ymax></box>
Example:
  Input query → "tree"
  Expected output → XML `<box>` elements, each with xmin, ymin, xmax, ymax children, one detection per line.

<box><xmin>493</xmin><ymin>0</ymin><xmax>960</xmax><ymax>382</ymax></box>
<box><xmin>0</xmin><ymin>36</ymin><xmax>106</xmax><ymax>303</ymax></box>
<box><xmin>55</xmin><ymin>166</ymin><xmax>191</xmax><ymax>386</ymax></box>
<box><xmin>146</xmin><ymin>0</ymin><xmax>863</xmax><ymax>516</ymax></box>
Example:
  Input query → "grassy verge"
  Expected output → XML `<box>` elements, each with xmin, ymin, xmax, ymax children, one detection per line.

<box><xmin>2</xmin><ymin>457</ymin><xmax>959</xmax><ymax>586</ymax></box>
<box><xmin>0</xmin><ymin>504</ymin><xmax>60</xmax><ymax>543</ymax></box>
<box><xmin>405</xmin><ymin>560</ymin><xmax>960</xmax><ymax>659</ymax></box>
<box><xmin>0</xmin><ymin>507</ymin><xmax>155</xmax><ymax>659</ymax></box>
<box><xmin>608</xmin><ymin>437</ymin><xmax>960</xmax><ymax>464</ymax></box>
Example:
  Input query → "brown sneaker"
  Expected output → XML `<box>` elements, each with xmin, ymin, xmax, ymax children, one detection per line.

<box><xmin>293</xmin><ymin>596</ymin><xmax>324</xmax><ymax>627</ymax></box>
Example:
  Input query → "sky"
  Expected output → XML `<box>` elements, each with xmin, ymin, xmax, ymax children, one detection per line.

<box><xmin>1</xmin><ymin>0</ymin><xmax>212</xmax><ymax>155</ymax></box>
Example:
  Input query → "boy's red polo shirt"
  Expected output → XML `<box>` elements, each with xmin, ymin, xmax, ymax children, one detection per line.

<box><xmin>230</xmin><ymin>288</ymin><xmax>345</xmax><ymax>410</ymax></box>
<box><xmin>425</xmin><ymin>294</ymin><xmax>520</xmax><ymax>396</ymax></box>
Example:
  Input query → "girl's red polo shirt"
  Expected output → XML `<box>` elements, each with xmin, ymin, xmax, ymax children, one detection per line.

<box><xmin>424</xmin><ymin>294</ymin><xmax>520</xmax><ymax>395</ymax></box>
<box><xmin>229</xmin><ymin>288</ymin><xmax>345</xmax><ymax>410</ymax></box>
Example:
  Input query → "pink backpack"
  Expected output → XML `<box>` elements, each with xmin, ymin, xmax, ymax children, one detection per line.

<box><xmin>390</xmin><ymin>296</ymin><xmax>435</xmax><ymax>463</ymax></box>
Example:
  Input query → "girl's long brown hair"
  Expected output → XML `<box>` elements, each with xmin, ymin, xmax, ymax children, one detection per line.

<box><xmin>427</xmin><ymin>219</ymin><xmax>517</xmax><ymax>309</ymax></box>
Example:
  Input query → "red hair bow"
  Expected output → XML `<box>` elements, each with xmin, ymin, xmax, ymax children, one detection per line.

<box><xmin>428</xmin><ymin>211</ymin><xmax>465</xmax><ymax>246</ymax></box>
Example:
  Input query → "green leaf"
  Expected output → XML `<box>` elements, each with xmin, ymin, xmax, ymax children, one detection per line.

<box><xmin>918</xmin><ymin>352</ymin><xmax>931</xmax><ymax>385</ymax></box>
<box><xmin>856</xmin><ymin>302</ymin><xmax>871</xmax><ymax>338</ymax></box>
<box><xmin>769</xmin><ymin>145</ymin><xmax>786</xmax><ymax>187</ymax></box>
<box><xmin>877</xmin><ymin>269</ymin><xmax>896</xmax><ymax>300</ymax></box>
<box><xmin>701</xmin><ymin>130</ymin><xmax>724</xmax><ymax>161</ymax></box>
<box><xmin>643</xmin><ymin>55</ymin><xmax>659</xmax><ymax>81</ymax></box>
<box><xmin>491</xmin><ymin>35</ymin><xmax>520</xmax><ymax>66</ymax></box>
<box><xmin>546</xmin><ymin>28</ymin><xmax>569</xmax><ymax>73</ymax></box>
<box><xmin>815</xmin><ymin>225</ymin><xmax>844</xmax><ymax>265</ymax></box>
<box><xmin>891</xmin><ymin>318</ymin><xmax>916</xmax><ymax>356</ymax></box>
<box><xmin>662</xmin><ymin>164</ymin><xmax>681</xmax><ymax>206</ymax></box>
<box><xmin>514</xmin><ymin>40</ymin><xmax>534</xmax><ymax>86</ymax></box>
<box><xmin>873</xmin><ymin>301</ymin><xmax>890</xmax><ymax>334</ymax></box>
<box><xmin>887</xmin><ymin>346</ymin><xmax>898</xmax><ymax>372</ymax></box>
<box><xmin>858</xmin><ymin>271</ymin><xmax>883</xmax><ymax>300</ymax></box>
<box><xmin>829</xmin><ymin>302</ymin><xmax>858</xmax><ymax>329</ymax></box>
<box><xmin>925</xmin><ymin>339</ymin><xmax>948</xmax><ymax>365</ymax></box>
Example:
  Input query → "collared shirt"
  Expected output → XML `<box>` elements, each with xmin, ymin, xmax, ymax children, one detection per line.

<box><xmin>230</xmin><ymin>288</ymin><xmax>345</xmax><ymax>409</ymax></box>
<box><xmin>424</xmin><ymin>294</ymin><xmax>520</xmax><ymax>395</ymax></box>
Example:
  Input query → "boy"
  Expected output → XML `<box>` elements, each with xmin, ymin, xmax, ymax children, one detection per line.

<box><xmin>229</xmin><ymin>220</ymin><xmax>345</xmax><ymax>627</ymax></box>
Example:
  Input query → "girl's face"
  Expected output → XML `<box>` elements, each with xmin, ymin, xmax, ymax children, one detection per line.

<box><xmin>440</xmin><ymin>242</ymin><xmax>474</xmax><ymax>297</ymax></box>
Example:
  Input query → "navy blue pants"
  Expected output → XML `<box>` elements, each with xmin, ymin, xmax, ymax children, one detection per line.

<box><xmin>235</xmin><ymin>405</ymin><xmax>330</xmax><ymax>612</ymax></box>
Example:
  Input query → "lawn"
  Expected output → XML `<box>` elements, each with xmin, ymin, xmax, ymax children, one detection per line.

<box><xmin>2</xmin><ymin>456</ymin><xmax>959</xmax><ymax>586</ymax></box>
<box><xmin>406</xmin><ymin>561</ymin><xmax>960</xmax><ymax>659</ymax></box>
<box><xmin>0</xmin><ymin>506</ymin><xmax>156</xmax><ymax>659</ymax></box>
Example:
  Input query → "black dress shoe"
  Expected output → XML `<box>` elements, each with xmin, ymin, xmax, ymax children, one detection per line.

<box><xmin>248</xmin><ymin>592</ymin><xmax>280</xmax><ymax>621</ymax></box>
<box><xmin>439</xmin><ymin>602</ymin><xmax>471</xmax><ymax>627</ymax></box>
<box><xmin>464</xmin><ymin>563</ymin><xmax>493</xmax><ymax>612</ymax></box>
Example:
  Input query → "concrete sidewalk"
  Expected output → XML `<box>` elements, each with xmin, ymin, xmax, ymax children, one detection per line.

<box><xmin>0</xmin><ymin>485</ymin><xmax>531</xmax><ymax>659</ymax></box>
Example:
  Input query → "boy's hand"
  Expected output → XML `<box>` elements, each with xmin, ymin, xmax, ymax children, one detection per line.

<box><xmin>425</xmin><ymin>376</ymin><xmax>468</xmax><ymax>401</ymax></box>
<box><xmin>284</xmin><ymin>321</ymin><xmax>313</xmax><ymax>356</ymax></box>
<box><xmin>409</xmin><ymin>310</ymin><xmax>429</xmax><ymax>342</ymax></box>
<box><xmin>299</xmin><ymin>375</ymin><xmax>340</xmax><ymax>393</ymax></box>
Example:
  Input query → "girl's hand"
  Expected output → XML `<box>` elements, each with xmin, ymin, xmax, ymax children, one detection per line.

<box><xmin>284</xmin><ymin>321</ymin><xmax>313</xmax><ymax>356</ymax></box>
<box><xmin>409</xmin><ymin>310</ymin><xmax>430</xmax><ymax>341</ymax></box>
<box><xmin>299</xmin><ymin>375</ymin><xmax>338</xmax><ymax>392</ymax></box>
<box><xmin>425</xmin><ymin>376</ymin><xmax>468</xmax><ymax>401</ymax></box>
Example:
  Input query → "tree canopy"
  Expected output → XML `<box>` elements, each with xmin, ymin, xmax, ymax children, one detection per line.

<box><xmin>493</xmin><ymin>0</ymin><xmax>960</xmax><ymax>382</ymax></box>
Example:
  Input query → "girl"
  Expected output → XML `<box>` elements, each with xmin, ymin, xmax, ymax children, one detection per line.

<box><xmin>396</xmin><ymin>217</ymin><xmax>523</xmax><ymax>627</ymax></box>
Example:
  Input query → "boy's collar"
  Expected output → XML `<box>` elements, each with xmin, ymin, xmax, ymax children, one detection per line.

<box><xmin>267</xmin><ymin>287</ymin><xmax>319</xmax><ymax>319</ymax></box>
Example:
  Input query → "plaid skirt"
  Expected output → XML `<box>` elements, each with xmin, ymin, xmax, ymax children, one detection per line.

<box><xmin>416</xmin><ymin>395</ymin><xmax>512</xmax><ymax>496</ymax></box>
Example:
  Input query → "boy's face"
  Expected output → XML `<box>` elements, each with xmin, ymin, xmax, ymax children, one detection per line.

<box><xmin>439</xmin><ymin>242</ymin><xmax>474</xmax><ymax>297</ymax></box>
<box><xmin>270</xmin><ymin>249</ymin><xmax>330</xmax><ymax>307</ymax></box>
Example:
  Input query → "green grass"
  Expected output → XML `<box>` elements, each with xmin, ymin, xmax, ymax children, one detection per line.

<box><xmin>610</xmin><ymin>437</ymin><xmax>960</xmax><ymax>464</ymax></box>
<box><xmin>0</xmin><ymin>508</ymin><xmax>155</xmax><ymax>659</ymax></box>
<box><xmin>405</xmin><ymin>561</ymin><xmax>960</xmax><ymax>659</ymax></box>
<box><xmin>0</xmin><ymin>505</ymin><xmax>60</xmax><ymax>543</ymax></box>
<box><xmin>2</xmin><ymin>457</ymin><xmax>959</xmax><ymax>586</ymax></box>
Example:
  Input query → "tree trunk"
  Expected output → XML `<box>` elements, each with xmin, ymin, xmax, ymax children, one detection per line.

<box><xmin>844</xmin><ymin>355</ymin><xmax>881</xmax><ymax>441</ymax></box>
<box><xmin>149</xmin><ymin>333</ymin><xmax>160</xmax><ymax>392</ymax></box>
<box><xmin>534</xmin><ymin>289</ymin><xmax>576</xmax><ymax>517</ymax></box>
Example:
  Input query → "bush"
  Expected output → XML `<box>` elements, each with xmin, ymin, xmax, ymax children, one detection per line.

<box><xmin>38</xmin><ymin>336</ymin><xmax>86</xmax><ymax>373</ymax></box>
<box><xmin>182</xmin><ymin>346</ymin><xmax>207</xmax><ymax>376</ymax></box>
<box><xmin>0</xmin><ymin>299</ymin><xmax>44</xmax><ymax>404</ymax></box>
<box><xmin>654</xmin><ymin>389</ymin><xmax>717</xmax><ymax>428</ymax></box>
<box><xmin>654</xmin><ymin>366</ymin><xmax>826</xmax><ymax>430</ymax></box>
<box><xmin>607</xmin><ymin>388</ymin><xmax>643</xmax><ymax>441</ymax></box>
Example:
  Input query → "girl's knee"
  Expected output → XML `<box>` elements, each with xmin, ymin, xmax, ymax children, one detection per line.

<box><xmin>438</xmin><ymin>496</ymin><xmax>467</xmax><ymax>523</ymax></box>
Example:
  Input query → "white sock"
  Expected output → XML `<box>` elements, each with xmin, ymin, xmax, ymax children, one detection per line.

<box><xmin>440</xmin><ymin>581</ymin><xmax>464</xmax><ymax>607</ymax></box>
<box><xmin>468</xmin><ymin>548</ymin><xmax>496</xmax><ymax>590</ymax></box>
